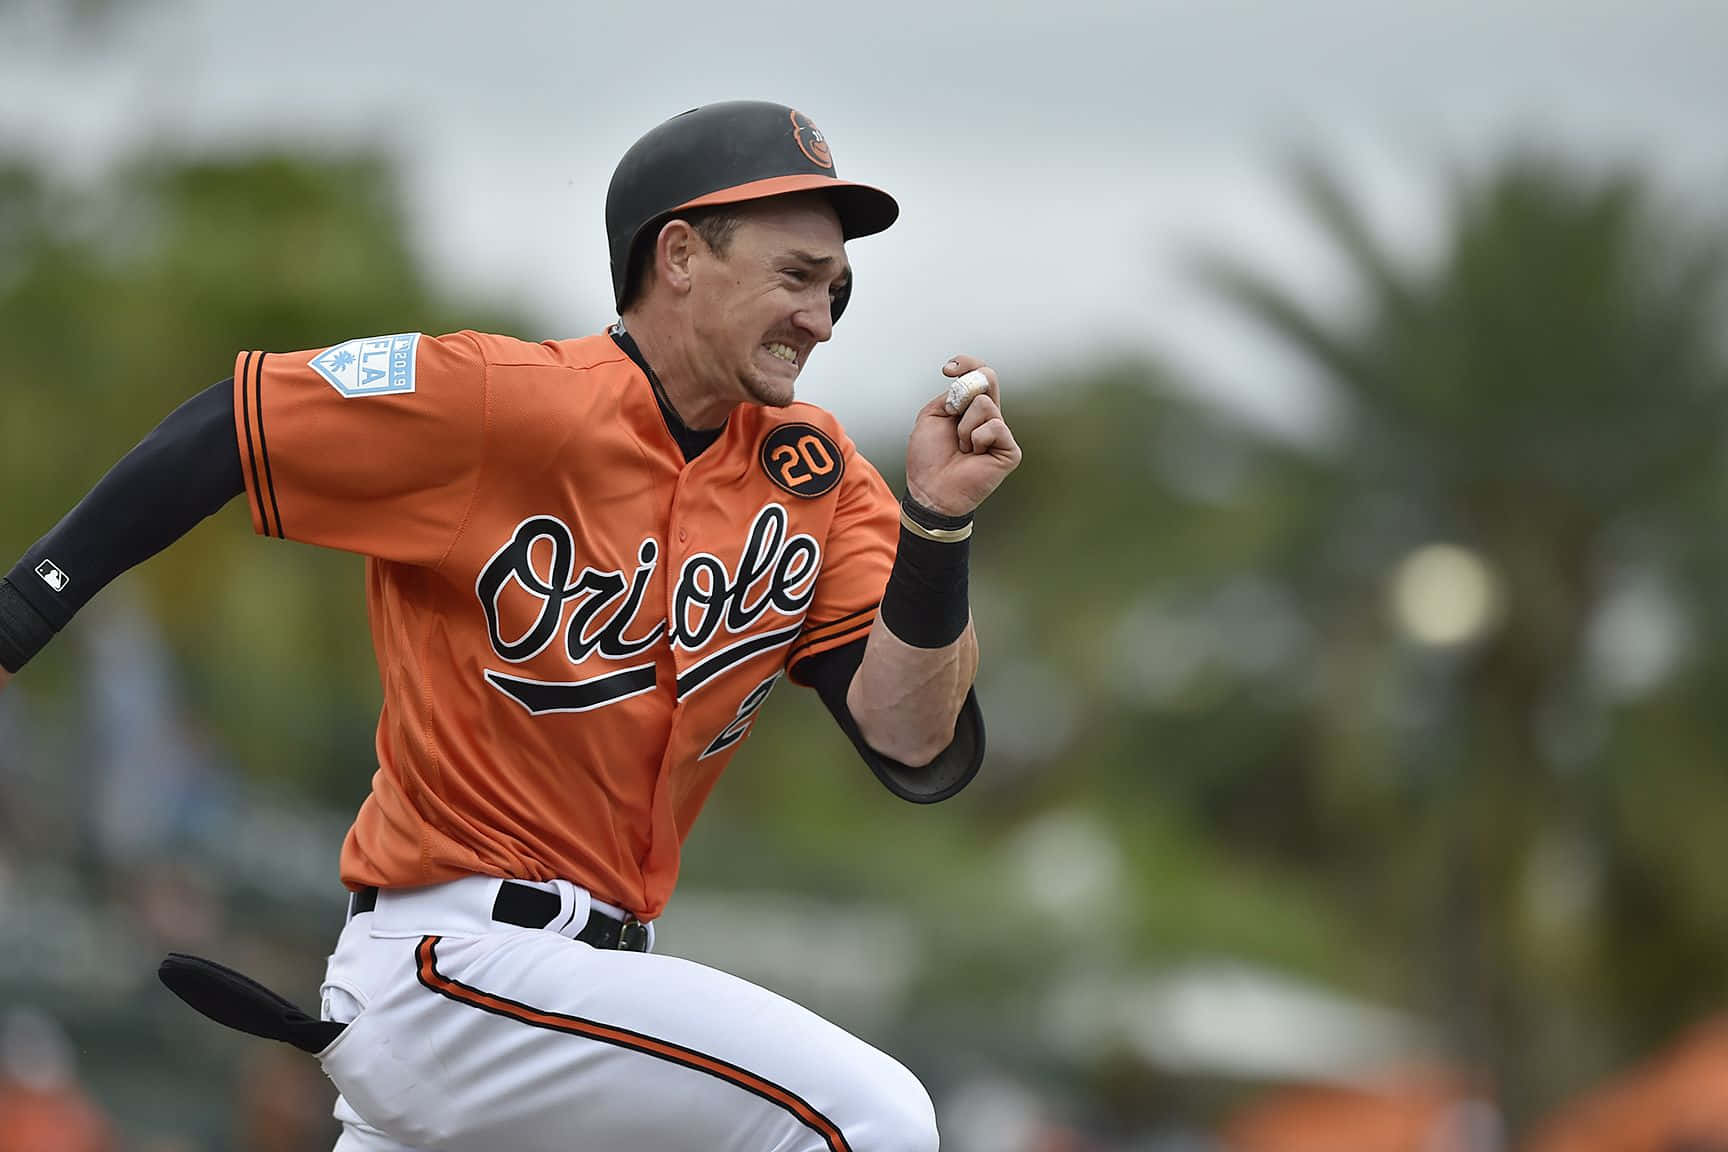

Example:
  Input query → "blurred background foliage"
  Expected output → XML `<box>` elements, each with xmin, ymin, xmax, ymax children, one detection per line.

<box><xmin>4</xmin><ymin>131</ymin><xmax>1728</xmax><ymax>1149</ymax></box>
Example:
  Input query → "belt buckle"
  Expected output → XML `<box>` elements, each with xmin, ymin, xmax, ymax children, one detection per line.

<box><xmin>617</xmin><ymin>918</ymin><xmax>648</xmax><ymax>952</ymax></box>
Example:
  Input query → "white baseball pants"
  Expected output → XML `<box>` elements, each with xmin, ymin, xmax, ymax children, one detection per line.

<box><xmin>315</xmin><ymin>876</ymin><xmax>938</xmax><ymax>1152</ymax></box>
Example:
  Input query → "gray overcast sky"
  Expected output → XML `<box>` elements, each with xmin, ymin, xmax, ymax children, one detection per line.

<box><xmin>2</xmin><ymin>0</ymin><xmax>1724</xmax><ymax>444</ymax></box>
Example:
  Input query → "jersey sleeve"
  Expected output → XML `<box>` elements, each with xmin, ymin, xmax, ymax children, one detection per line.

<box><xmin>232</xmin><ymin>332</ymin><xmax>487</xmax><ymax>567</ymax></box>
<box><xmin>786</xmin><ymin>435</ymin><xmax>899</xmax><ymax>679</ymax></box>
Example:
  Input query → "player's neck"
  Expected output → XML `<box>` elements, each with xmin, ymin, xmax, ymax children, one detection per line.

<box><xmin>617</xmin><ymin>315</ymin><xmax>735</xmax><ymax>431</ymax></box>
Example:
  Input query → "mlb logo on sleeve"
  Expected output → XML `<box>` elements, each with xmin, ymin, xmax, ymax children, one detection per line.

<box><xmin>35</xmin><ymin>559</ymin><xmax>69</xmax><ymax>593</ymax></box>
<box><xmin>310</xmin><ymin>333</ymin><xmax>422</xmax><ymax>398</ymax></box>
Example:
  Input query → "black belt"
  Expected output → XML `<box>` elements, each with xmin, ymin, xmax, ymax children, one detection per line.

<box><xmin>349</xmin><ymin>882</ymin><xmax>650</xmax><ymax>952</ymax></box>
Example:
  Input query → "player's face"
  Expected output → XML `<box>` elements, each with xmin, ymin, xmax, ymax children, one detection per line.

<box><xmin>688</xmin><ymin>197</ymin><xmax>849</xmax><ymax>409</ymax></box>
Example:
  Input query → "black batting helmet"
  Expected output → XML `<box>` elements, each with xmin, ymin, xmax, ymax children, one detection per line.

<box><xmin>606</xmin><ymin>101</ymin><xmax>899</xmax><ymax>323</ymax></box>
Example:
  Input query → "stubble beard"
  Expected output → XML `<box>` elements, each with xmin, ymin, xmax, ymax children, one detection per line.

<box><xmin>742</xmin><ymin>364</ymin><xmax>796</xmax><ymax>409</ymax></box>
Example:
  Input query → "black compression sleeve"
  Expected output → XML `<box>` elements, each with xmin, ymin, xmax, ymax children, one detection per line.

<box><xmin>795</xmin><ymin>637</ymin><xmax>985</xmax><ymax>803</ymax></box>
<box><xmin>0</xmin><ymin>380</ymin><xmax>243</xmax><ymax>671</ymax></box>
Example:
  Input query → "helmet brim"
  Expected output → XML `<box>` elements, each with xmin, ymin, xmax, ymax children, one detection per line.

<box><xmin>672</xmin><ymin>175</ymin><xmax>899</xmax><ymax>240</ymax></box>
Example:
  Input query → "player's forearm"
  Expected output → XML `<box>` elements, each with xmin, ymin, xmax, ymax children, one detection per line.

<box><xmin>845</xmin><ymin>353</ymin><xmax>1018</xmax><ymax>765</ymax></box>
<box><xmin>843</xmin><ymin>490</ymin><xmax>979</xmax><ymax>765</ymax></box>
<box><xmin>0</xmin><ymin>379</ymin><xmax>243</xmax><ymax>676</ymax></box>
<box><xmin>848</xmin><ymin>616</ymin><xmax>978</xmax><ymax>766</ymax></box>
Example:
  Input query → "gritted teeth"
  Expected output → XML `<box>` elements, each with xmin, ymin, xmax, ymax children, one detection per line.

<box><xmin>765</xmin><ymin>341</ymin><xmax>799</xmax><ymax>364</ymax></box>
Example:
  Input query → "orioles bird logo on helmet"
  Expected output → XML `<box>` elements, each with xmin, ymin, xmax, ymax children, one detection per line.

<box><xmin>790</xmin><ymin>110</ymin><xmax>833</xmax><ymax>170</ymax></box>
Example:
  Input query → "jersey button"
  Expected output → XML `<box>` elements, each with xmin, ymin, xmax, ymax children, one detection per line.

<box><xmin>678</xmin><ymin>528</ymin><xmax>689</xmax><ymax>542</ymax></box>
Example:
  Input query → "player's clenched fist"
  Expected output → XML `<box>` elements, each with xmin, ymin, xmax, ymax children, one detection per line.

<box><xmin>905</xmin><ymin>355</ymin><xmax>1022</xmax><ymax>518</ymax></box>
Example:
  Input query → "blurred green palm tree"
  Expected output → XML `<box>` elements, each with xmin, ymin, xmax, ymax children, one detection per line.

<box><xmin>1198</xmin><ymin>150</ymin><xmax>1728</xmax><ymax>1130</ymax></box>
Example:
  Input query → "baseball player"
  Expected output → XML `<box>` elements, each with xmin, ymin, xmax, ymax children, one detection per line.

<box><xmin>0</xmin><ymin>101</ymin><xmax>1020</xmax><ymax>1151</ymax></box>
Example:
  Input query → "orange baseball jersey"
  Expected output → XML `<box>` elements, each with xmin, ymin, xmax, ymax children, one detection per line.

<box><xmin>231</xmin><ymin>329</ymin><xmax>899</xmax><ymax>918</ymax></box>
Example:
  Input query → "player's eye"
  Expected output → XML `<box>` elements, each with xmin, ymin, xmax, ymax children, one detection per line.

<box><xmin>780</xmin><ymin>267</ymin><xmax>811</xmax><ymax>284</ymax></box>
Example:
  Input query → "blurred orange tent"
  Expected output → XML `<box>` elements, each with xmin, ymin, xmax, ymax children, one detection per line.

<box><xmin>1527</xmin><ymin>1017</ymin><xmax>1728</xmax><ymax>1151</ymax></box>
<box><xmin>0</xmin><ymin>1081</ymin><xmax>114</xmax><ymax>1152</ymax></box>
<box><xmin>1221</xmin><ymin>1072</ymin><xmax>1484</xmax><ymax>1152</ymax></box>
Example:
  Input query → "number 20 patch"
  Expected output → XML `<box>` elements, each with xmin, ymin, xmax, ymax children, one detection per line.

<box><xmin>760</xmin><ymin>423</ymin><xmax>844</xmax><ymax>498</ymax></box>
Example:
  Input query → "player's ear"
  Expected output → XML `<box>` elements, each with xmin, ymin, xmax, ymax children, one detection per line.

<box><xmin>655</xmin><ymin>219</ymin><xmax>700</xmax><ymax>298</ymax></box>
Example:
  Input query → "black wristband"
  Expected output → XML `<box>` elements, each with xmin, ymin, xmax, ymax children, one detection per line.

<box><xmin>0</xmin><ymin>577</ymin><xmax>58</xmax><ymax>673</ymax></box>
<box><xmin>879</xmin><ymin>506</ymin><xmax>971</xmax><ymax>649</ymax></box>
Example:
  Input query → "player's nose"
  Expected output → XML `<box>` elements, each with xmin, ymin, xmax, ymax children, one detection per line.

<box><xmin>794</xmin><ymin>297</ymin><xmax>834</xmax><ymax>344</ymax></box>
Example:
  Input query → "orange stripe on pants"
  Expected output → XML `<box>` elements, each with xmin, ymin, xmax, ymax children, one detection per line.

<box><xmin>413</xmin><ymin>936</ymin><xmax>854</xmax><ymax>1152</ymax></box>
